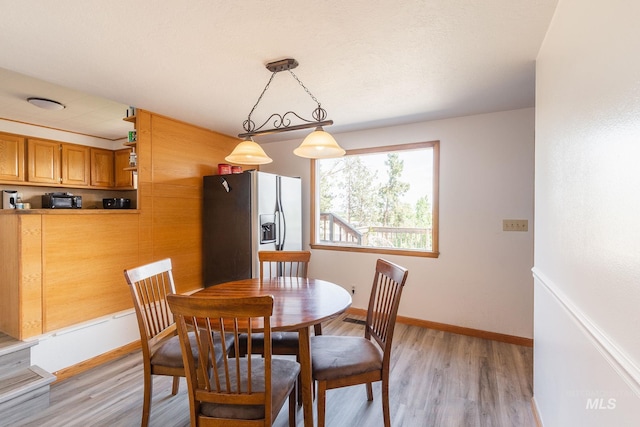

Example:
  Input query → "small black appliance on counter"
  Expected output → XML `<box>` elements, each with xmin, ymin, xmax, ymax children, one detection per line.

<box><xmin>42</xmin><ymin>192</ymin><xmax>82</xmax><ymax>209</ymax></box>
<box><xmin>103</xmin><ymin>198</ymin><xmax>131</xmax><ymax>209</ymax></box>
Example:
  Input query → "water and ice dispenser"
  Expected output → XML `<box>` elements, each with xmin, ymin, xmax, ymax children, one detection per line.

<box><xmin>260</xmin><ymin>214</ymin><xmax>276</xmax><ymax>243</ymax></box>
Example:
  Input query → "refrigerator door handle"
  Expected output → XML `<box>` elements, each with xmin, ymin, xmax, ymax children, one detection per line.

<box><xmin>275</xmin><ymin>209</ymin><xmax>286</xmax><ymax>250</ymax></box>
<box><xmin>220</xmin><ymin>177</ymin><xmax>230</xmax><ymax>192</ymax></box>
<box><xmin>275</xmin><ymin>175</ymin><xmax>286</xmax><ymax>251</ymax></box>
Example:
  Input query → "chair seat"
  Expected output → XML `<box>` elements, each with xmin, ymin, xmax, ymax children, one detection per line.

<box><xmin>245</xmin><ymin>332</ymin><xmax>300</xmax><ymax>354</ymax></box>
<box><xmin>200</xmin><ymin>357</ymin><xmax>300</xmax><ymax>420</ymax></box>
<box><xmin>152</xmin><ymin>332</ymin><xmax>235</xmax><ymax>367</ymax></box>
<box><xmin>311</xmin><ymin>336</ymin><xmax>383</xmax><ymax>381</ymax></box>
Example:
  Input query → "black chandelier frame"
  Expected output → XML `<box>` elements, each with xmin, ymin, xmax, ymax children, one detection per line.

<box><xmin>238</xmin><ymin>58</ymin><xmax>333</xmax><ymax>139</ymax></box>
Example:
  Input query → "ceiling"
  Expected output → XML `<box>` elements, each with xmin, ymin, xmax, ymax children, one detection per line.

<box><xmin>0</xmin><ymin>0</ymin><xmax>558</xmax><ymax>143</ymax></box>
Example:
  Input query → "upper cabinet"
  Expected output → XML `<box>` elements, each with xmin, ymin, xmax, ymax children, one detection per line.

<box><xmin>62</xmin><ymin>143</ymin><xmax>90</xmax><ymax>186</ymax></box>
<box><xmin>22</xmin><ymin>138</ymin><xmax>124</xmax><ymax>189</ymax></box>
<box><xmin>27</xmin><ymin>138</ymin><xmax>62</xmax><ymax>184</ymax></box>
<box><xmin>1</xmin><ymin>133</ymin><xmax>136</xmax><ymax>191</ymax></box>
<box><xmin>114</xmin><ymin>148</ymin><xmax>134</xmax><ymax>189</ymax></box>
<box><xmin>0</xmin><ymin>132</ymin><xmax>25</xmax><ymax>182</ymax></box>
<box><xmin>90</xmin><ymin>148</ymin><xmax>114</xmax><ymax>188</ymax></box>
<box><xmin>27</xmin><ymin>139</ymin><xmax>90</xmax><ymax>186</ymax></box>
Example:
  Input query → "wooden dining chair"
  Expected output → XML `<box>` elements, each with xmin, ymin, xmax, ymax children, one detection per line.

<box><xmin>258</xmin><ymin>250</ymin><xmax>322</xmax><ymax>337</ymax></box>
<box><xmin>124</xmin><ymin>258</ymin><xmax>183</xmax><ymax>427</ymax></box>
<box><xmin>246</xmin><ymin>250</ymin><xmax>319</xmax><ymax>405</ymax></box>
<box><xmin>310</xmin><ymin>258</ymin><xmax>409</xmax><ymax>427</ymax></box>
<box><xmin>167</xmin><ymin>293</ymin><xmax>300</xmax><ymax>427</ymax></box>
<box><xmin>259</xmin><ymin>250</ymin><xmax>310</xmax><ymax>280</ymax></box>
<box><xmin>124</xmin><ymin>258</ymin><xmax>234</xmax><ymax>427</ymax></box>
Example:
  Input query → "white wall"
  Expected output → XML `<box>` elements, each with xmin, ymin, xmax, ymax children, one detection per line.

<box><xmin>0</xmin><ymin>118</ymin><xmax>125</xmax><ymax>150</ymax></box>
<box><xmin>262</xmin><ymin>108</ymin><xmax>535</xmax><ymax>338</ymax></box>
<box><xmin>534</xmin><ymin>0</ymin><xmax>640</xmax><ymax>424</ymax></box>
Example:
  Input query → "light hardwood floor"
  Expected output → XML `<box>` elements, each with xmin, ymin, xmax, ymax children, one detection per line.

<box><xmin>6</xmin><ymin>314</ymin><xmax>534</xmax><ymax>427</ymax></box>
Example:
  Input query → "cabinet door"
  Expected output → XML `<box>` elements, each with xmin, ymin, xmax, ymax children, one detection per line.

<box><xmin>0</xmin><ymin>132</ymin><xmax>25</xmax><ymax>182</ymax></box>
<box><xmin>90</xmin><ymin>148</ymin><xmax>114</xmax><ymax>187</ymax></box>
<box><xmin>27</xmin><ymin>139</ymin><xmax>61</xmax><ymax>184</ymax></box>
<box><xmin>114</xmin><ymin>148</ymin><xmax>134</xmax><ymax>188</ymax></box>
<box><xmin>62</xmin><ymin>144</ymin><xmax>90</xmax><ymax>186</ymax></box>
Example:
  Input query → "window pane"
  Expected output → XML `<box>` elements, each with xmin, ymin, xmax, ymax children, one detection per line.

<box><xmin>312</xmin><ymin>141</ymin><xmax>439</xmax><ymax>257</ymax></box>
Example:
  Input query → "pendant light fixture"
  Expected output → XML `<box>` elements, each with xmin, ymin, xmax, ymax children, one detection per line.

<box><xmin>226</xmin><ymin>58</ymin><xmax>345</xmax><ymax>165</ymax></box>
<box><xmin>225</xmin><ymin>136</ymin><xmax>273</xmax><ymax>165</ymax></box>
<box><xmin>293</xmin><ymin>126</ymin><xmax>343</xmax><ymax>158</ymax></box>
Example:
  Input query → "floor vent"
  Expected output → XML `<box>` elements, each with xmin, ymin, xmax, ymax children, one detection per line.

<box><xmin>343</xmin><ymin>317</ymin><xmax>366</xmax><ymax>325</ymax></box>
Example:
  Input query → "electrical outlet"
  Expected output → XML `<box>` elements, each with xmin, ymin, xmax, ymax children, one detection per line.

<box><xmin>351</xmin><ymin>285</ymin><xmax>356</xmax><ymax>295</ymax></box>
<box><xmin>503</xmin><ymin>219</ymin><xmax>528</xmax><ymax>232</ymax></box>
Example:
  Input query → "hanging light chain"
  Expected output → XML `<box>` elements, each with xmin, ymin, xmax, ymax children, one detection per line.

<box><xmin>288</xmin><ymin>70</ymin><xmax>322</xmax><ymax>107</ymax></box>
<box><xmin>239</xmin><ymin>58</ymin><xmax>332</xmax><ymax>137</ymax></box>
<box><xmin>244</xmin><ymin>71</ymin><xmax>278</xmax><ymax>132</ymax></box>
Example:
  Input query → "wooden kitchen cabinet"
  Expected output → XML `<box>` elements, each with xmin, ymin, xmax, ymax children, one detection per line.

<box><xmin>62</xmin><ymin>143</ymin><xmax>90</xmax><ymax>186</ymax></box>
<box><xmin>27</xmin><ymin>138</ymin><xmax>90</xmax><ymax>186</ymax></box>
<box><xmin>4</xmin><ymin>131</ymin><xmax>137</xmax><ymax>190</ymax></box>
<box><xmin>0</xmin><ymin>132</ymin><xmax>26</xmax><ymax>182</ymax></box>
<box><xmin>90</xmin><ymin>147</ymin><xmax>114</xmax><ymax>188</ymax></box>
<box><xmin>114</xmin><ymin>148</ymin><xmax>134</xmax><ymax>189</ymax></box>
<box><xmin>27</xmin><ymin>138</ymin><xmax>61</xmax><ymax>184</ymax></box>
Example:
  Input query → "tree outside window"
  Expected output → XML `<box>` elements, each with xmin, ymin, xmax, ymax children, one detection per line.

<box><xmin>312</xmin><ymin>141</ymin><xmax>439</xmax><ymax>258</ymax></box>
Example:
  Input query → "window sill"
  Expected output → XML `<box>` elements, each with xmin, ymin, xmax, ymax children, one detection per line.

<box><xmin>310</xmin><ymin>243</ymin><xmax>439</xmax><ymax>258</ymax></box>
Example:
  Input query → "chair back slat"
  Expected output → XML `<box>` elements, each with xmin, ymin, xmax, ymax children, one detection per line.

<box><xmin>168</xmin><ymin>293</ymin><xmax>277</xmax><ymax>424</ymax></box>
<box><xmin>365</xmin><ymin>259</ymin><xmax>409</xmax><ymax>355</ymax></box>
<box><xmin>259</xmin><ymin>250</ymin><xmax>311</xmax><ymax>280</ymax></box>
<box><xmin>124</xmin><ymin>259</ymin><xmax>177</xmax><ymax>346</ymax></box>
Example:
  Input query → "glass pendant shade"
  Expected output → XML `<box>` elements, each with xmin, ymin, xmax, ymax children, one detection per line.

<box><xmin>225</xmin><ymin>138</ymin><xmax>273</xmax><ymax>165</ymax></box>
<box><xmin>293</xmin><ymin>127</ymin><xmax>345</xmax><ymax>159</ymax></box>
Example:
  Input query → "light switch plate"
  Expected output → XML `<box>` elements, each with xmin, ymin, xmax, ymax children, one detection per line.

<box><xmin>503</xmin><ymin>219</ymin><xmax>528</xmax><ymax>232</ymax></box>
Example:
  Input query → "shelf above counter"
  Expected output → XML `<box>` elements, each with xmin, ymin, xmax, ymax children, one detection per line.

<box><xmin>0</xmin><ymin>209</ymin><xmax>140</xmax><ymax>215</ymax></box>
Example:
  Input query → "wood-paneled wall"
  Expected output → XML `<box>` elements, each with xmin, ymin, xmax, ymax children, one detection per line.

<box><xmin>136</xmin><ymin>111</ymin><xmax>246</xmax><ymax>294</ymax></box>
<box><xmin>42</xmin><ymin>214</ymin><xmax>139</xmax><ymax>330</ymax></box>
<box><xmin>0</xmin><ymin>215</ymin><xmax>22</xmax><ymax>337</ymax></box>
<box><xmin>0</xmin><ymin>214</ymin><xmax>43</xmax><ymax>339</ymax></box>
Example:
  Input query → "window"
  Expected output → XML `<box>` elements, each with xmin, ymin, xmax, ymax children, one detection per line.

<box><xmin>311</xmin><ymin>141</ymin><xmax>439</xmax><ymax>258</ymax></box>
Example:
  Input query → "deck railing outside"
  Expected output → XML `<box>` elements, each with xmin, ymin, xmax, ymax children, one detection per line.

<box><xmin>319</xmin><ymin>213</ymin><xmax>432</xmax><ymax>250</ymax></box>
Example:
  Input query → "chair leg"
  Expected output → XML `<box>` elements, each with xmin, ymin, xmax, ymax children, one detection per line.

<box><xmin>366</xmin><ymin>381</ymin><xmax>373</xmax><ymax>401</ymax></box>
<box><xmin>317</xmin><ymin>381</ymin><xmax>327</xmax><ymax>427</ymax></box>
<box><xmin>171</xmin><ymin>376</ymin><xmax>180</xmax><ymax>395</ymax></box>
<box><xmin>381</xmin><ymin>378</ymin><xmax>391</xmax><ymax>427</ymax></box>
<box><xmin>288</xmin><ymin>387</ymin><xmax>297</xmax><ymax>427</ymax></box>
<box><xmin>142</xmin><ymin>372</ymin><xmax>152</xmax><ymax>427</ymax></box>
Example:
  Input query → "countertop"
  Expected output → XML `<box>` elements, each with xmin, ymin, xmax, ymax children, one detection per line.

<box><xmin>0</xmin><ymin>209</ymin><xmax>140</xmax><ymax>214</ymax></box>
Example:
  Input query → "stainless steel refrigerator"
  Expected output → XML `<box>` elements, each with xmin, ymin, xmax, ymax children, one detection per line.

<box><xmin>203</xmin><ymin>170</ymin><xmax>302</xmax><ymax>286</ymax></box>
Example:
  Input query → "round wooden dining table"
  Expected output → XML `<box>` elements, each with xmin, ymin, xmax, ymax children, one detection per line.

<box><xmin>195</xmin><ymin>277</ymin><xmax>352</xmax><ymax>427</ymax></box>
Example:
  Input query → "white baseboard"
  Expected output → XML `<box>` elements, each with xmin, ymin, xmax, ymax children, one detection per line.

<box><xmin>30</xmin><ymin>309</ymin><xmax>139</xmax><ymax>373</ymax></box>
